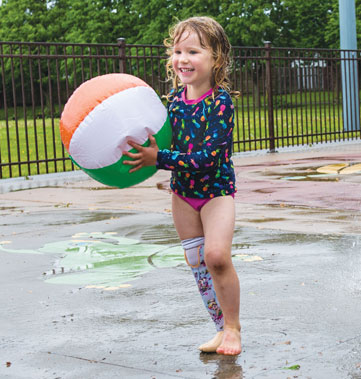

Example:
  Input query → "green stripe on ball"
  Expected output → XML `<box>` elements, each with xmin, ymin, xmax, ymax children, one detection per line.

<box><xmin>71</xmin><ymin>116</ymin><xmax>172</xmax><ymax>188</ymax></box>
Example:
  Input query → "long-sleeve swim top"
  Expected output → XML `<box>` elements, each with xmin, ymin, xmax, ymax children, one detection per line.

<box><xmin>156</xmin><ymin>87</ymin><xmax>236</xmax><ymax>199</ymax></box>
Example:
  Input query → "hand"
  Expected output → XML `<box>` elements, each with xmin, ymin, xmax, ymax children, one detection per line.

<box><xmin>123</xmin><ymin>134</ymin><xmax>159</xmax><ymax>173</ymax></box>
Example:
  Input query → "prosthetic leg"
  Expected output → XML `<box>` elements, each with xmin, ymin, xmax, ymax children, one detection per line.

<box><xmin>182</xmin><ymin>237</ymin><xmax>224</xmax><ymax>352</ymax></box>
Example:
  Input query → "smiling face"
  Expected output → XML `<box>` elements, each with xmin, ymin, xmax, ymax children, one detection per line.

<box><xmin>172</xmin><ymin>30</ymin><xmax>215</xmax><ymax>99</ymax></box>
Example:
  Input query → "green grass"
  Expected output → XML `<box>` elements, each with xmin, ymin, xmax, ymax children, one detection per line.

<box><xmin>234</xmin><ymin>90</ymin><xmax>341</xmax><ymax>110</ymax></box>
<box><xmin>0</xmin><ymin>117</ymin><xmax>75</xmax><ymax>179</ymax></box>
<box><xmin>232</xmin><ymin>100</ymin><xmax>360</xmax><ymax>152</ymax></box>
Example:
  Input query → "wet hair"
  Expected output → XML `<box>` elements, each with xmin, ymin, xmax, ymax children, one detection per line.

<box><xmin>164</xmin><ymin>16</ymin><xmax>232</xmax><ymax>94</ymax></box>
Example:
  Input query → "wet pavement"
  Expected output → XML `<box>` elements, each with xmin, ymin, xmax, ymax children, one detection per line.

<box><xmin>1</xmin><ymin>141</ymin><xmax>361</xmax><ymax>378</ymax></box>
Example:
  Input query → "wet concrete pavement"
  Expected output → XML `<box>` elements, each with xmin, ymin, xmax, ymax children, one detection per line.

<box><xmin>1</xmin><ymin>142</ymin><xmax>361</xmax><ymax>378</ymax></box>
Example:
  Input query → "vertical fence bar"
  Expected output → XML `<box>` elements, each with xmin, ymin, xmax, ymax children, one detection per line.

<box><xmin>96</xmin><ymin>45</ymin><xmax>101</xmax><ymax>76</ymax></box>
<box><xmin>278</xmin><ymin>50</ymin><xmax>286</xmax><ymax>147</ymax></box>
<box><xmin>317</xmin><ymin>53</ymin><xmax>323</xmax><ymax>143</ymax></box>
<box><xmin>38</xmin><ymin>45</ymin><xmax>49</xmax><ymax>174</ymax></box>
<box><xmin>262</xmin><ymin>49</ymin><xmax>267</xmax><ymax>148</ymax></box>
<box><xmin>19</xmin><ymin>44</ymin><xmax>31</xmax><ymax>176</ymax></box>
<box><xmin>28</xmin><ymin>47</ymin><xmax>40</xmax><ymax>175</ymax></box>
<box><xmin>327</xmin><ymin>52</ymin><xmax>334</xmax><ymax>142</ymax></box>
<box><xmin>89</xmin><ymin>45</ymin><xmax>94</xmax><ymax>79</ymax></box>
<box><xmin>55</xmin><ymin>44</ymin><xmax>66</xmax><ymax>172</ymax></box>
<box><xmin>255</xmin><ymin>52</ymin><xmax>262</xmax><ymax>149</ymax></box>
<box><xmin>288</xmin><ymin>50</ymin><xmax>295</xmax><ymax>145</ymax></box>
<box><xmin>265</xmin><ymin>42</ymin><xmax>276</xmax><ymax>152</ymax></box>
<box><xmin>282</xmin><ymin>51</ymin><xmax>289</xmax><ymax>146</ymax></box>
<box><xmin>9</xmin><ymin>45</ymin><xmax>20</xmax><ymax>176</ymax></box>
<box><xmin>46</xmin><ymin>44</ymin><xmax>56</xmax><ymax>173</ymax></box>
<box><xmin>117</xmin><ymin>38</ymin><xmax>126</xmax><ymax>73</ymax></box>
<box><xmin>307</xmin><ymin>52</ymin><xmax>314</xmax><ymax>145</ymax></box>
<box><xmin>244</xmin><ymin>50</ymin><xmax>251</xmax><ymax>150</ymax></box>
<box><xmin>0</xmin><ymin>43</ymin><xmax>10</xmax><ymax>178</ymax></box>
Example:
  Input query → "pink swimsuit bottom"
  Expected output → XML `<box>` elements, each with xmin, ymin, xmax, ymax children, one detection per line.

<box><xmin>175</xmin><ymin>193</ymin><xmax>235</xmax><ymax>212</ymax></box>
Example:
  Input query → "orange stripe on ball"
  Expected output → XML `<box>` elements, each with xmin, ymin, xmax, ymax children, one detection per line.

<box><xmin>60</xmin><ymin>73</ymin><xmax>149</xmax><ymax>150</ymax></box>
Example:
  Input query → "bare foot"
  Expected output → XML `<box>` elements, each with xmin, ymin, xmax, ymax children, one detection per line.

<box><xmin>198</xmin><ymin>331</ymin><xmax>224</xmax><ymax>353</ymax></box>
<box><xmin>216</xmin><ymin>327</ymin><xmax>241</xmax><ymax>355</ymax></box>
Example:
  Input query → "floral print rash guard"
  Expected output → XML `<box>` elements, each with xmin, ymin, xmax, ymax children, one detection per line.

<box><xmin>156</xmin><ymin>87</ymin><xmax>236</xmax><ymax>199</ymax></box>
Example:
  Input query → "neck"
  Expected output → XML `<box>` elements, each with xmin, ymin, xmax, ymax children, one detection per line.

<box><xmin>186</xmin><ymin>83</ymin><xmax>212</xmax><ymax>101</ymax></box>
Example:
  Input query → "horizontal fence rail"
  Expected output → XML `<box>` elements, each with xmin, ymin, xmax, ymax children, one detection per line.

<box><xmin>0</xmin><ymin>40</ymin><xmax>360</xmax><ymax>179</ymax></box>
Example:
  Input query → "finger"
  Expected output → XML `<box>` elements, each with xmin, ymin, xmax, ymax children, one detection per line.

<box><xmin>123</xmin><ymin>151</ymin><xmax>141</xmax><ymax>159</ymax></box>
<box><xmin>129</xmin><ymin>166</ymin><xmax>142</xmax><ymax>174</ymax></box>
<box><xmin>123</xmin><ymin>159</ymin><xmax>142</xmax><ymax>166</ymax></box>
<box><xmin>127</xmin><ymin>140</ymin><xmax>143</xmax><ymax>150</ymax></box>
<box><xmin>128</xmin><ymin>164</ymin><xmax>143</xmax><ymax>173</ymax></box>
<box><xmin>148</xmin><ymin>134</ymin><xmax>157</xmax><ymax>147</ymax></box>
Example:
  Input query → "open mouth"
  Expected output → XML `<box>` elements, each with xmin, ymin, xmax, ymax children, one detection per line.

<box><xmin>180</xmin><ymin>68</ymin><xmax>194</xmax><ymax>73</ymax></box>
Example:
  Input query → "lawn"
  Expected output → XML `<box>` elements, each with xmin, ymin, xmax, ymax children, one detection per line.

<box><xmin>0</xmin><ymin>116</ymin><xmax>75</xmax><ymax>179</ymax></box>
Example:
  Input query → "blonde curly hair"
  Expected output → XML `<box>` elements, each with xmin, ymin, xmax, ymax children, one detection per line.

<box><xmin>164</xmin><ymin>16</ymin><xmax>232</xmax><ymax>94</ymax></box>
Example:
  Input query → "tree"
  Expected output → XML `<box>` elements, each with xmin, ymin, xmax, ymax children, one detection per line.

<box><xmin>216</xmin><ymin>0</ymin><xmax>283</xmax><ymax>47</ymax></box>
<box><xmin>3</xmin><ymin>0</ymin><xmax>361</xmax><ymax>49</ymax></box>
<box><xmin>282</xmin><ymin>0</ymin><xmax>335</xmax><ymax>48</ymax></box>
<box><xmin>0</xmin><ymin>0</ymin><xmax>49</xmax><ymax>42</ymax></box>
<box><xmin>46</xmin><ymin>0</ymin><xmax>137</xmax><ymax>44</ymax></box>
<box><xmin>0</xmin><ymin>0</ymin><xmax>138</xmax><ymax>44</ymax></box>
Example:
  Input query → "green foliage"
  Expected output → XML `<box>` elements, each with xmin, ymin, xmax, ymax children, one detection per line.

<box><xmin>1</xmin><ymin>0</ymin><xmax>360</xmax><ymax>48</ymax></box>
<box><xmin>325</xmin><ymin>0</ymin><xmax>361</xmax><ymax>48</ymax></box>
<box><xmin>217</xmin><ymin>0</ymin><xmax>285</xmax><ymax>46</ymax></box>
<box><xmin>282</xmin><ymin>0</ymin><xmax>336</xmax><ymax>48</ymax></box>
<box><xmin>0</xmin><ymin>0</ymin><xmax>49</xmax><ymax>42</ymax></box>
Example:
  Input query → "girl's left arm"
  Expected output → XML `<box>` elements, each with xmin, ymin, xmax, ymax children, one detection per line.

<box><xmin>157</xmin><ymin>97</ymin><xmax>234</xmax><ymax>172</ymax></box>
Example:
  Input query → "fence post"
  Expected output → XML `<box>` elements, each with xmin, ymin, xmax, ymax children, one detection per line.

<box><xmin>265</xmin><ymin>41</ymin><xmax>276</xmax><ymax>152</ymax></box>
<box><xmin>117</xmin><ymin>38</ymin><xmax>126</xmax><ymax>73</ymax></box>
<box><xmin>339</xmin><ymin>0</ymin><xmax>360</xmax><ymax>131</ymax></box>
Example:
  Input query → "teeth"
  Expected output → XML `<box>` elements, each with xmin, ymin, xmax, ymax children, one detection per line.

<box><xmin>180</xmin><ymin>68</ymin><xmax>193</xmax><ymax>72</ymax></box>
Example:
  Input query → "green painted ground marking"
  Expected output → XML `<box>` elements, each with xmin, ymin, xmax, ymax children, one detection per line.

<box><xmin>0</xmin><ymin>232</ymin><xmax>183</xmax><ymax>288</ymax></box>
<box><xmin>283</xmin><ymin>364</ymin><xmax>300</xmax><ymax>370</ymax></box>
<box><xmin>0</xmin><ymin>244</ymin><xmax>43</xmax><ymax>255</ymax></box>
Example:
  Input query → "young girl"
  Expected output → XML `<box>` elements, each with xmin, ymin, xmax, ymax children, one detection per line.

<box><xmin>123</xmin><ymin>16</ymin><xmax>241</xmax><ymax>356</ymax></box>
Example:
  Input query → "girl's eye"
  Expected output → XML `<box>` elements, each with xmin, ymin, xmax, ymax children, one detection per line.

<box><xmin>190</xmin><ymin>50</ymin><xmax>198</xmax><ymax>54</ymax></box>
<box><xmin>174</xmin><ymin>50</ymin><xmax>181</xmax><ymax>55</ymax></box>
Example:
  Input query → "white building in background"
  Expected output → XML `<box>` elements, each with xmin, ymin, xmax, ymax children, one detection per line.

<box><xmin>291</xmin><ymin>55</ymin><xmax>327</xmax><ymax>91</ymax></box>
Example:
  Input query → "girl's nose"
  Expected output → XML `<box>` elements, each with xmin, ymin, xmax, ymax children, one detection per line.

<box><xmin>179</xmin><ymin>53</ymin><xmax>189</xmax><ymax>63</ymax></box>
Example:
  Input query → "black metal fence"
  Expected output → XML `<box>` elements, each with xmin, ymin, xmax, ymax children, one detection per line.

<box><xmin>1</xmin><ymin>39</ymin><xmax>360</xmax><ymax>179</ymax></box>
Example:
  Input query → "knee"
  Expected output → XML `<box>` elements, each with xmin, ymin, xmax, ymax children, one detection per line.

<box><xmin>204</xmin><ymin>247</ymin><xmax>229</xmax><ymax>275</ymax></box>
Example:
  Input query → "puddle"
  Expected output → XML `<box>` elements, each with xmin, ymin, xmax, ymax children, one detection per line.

<box><xmin>245</xmin><ymin>218</ymin><xmax>286</xmax><ymax>223</ymax></box>
<box><xmin>46</xmin><ymin>211</ymin><xmax>131</xmax><ymax>226</ymax></box>
<box><xmin>274</xmin><ymin>162</ymin><xmax>361</xmax><ymax>182</ymax></box>
<box><xmin>0</xmin><ymin>206</ymin><xmax>17</xmax><ymax>211</ymax></box>
<box><xmin>281</xmin><ymin>173</ymin><xmax>340</xmax><ymax>182</ymax></box>
<box><xmin>41</xmin><ymin>232</ymin><xmax>185</xmax><ymax>287</ymax></box>
<box><xmin>199</xmin><ymin>354</ymin><xmax>243</xmax><ymax>378</ymax></box>
<box><xmin>254</xmin><ymin>188</ymin><xmax>278</xmax><ymax>194</ymax></box>
<box><xmin>88</xmin><ymin>187</ymin><xmax>118</xmax><ymax>191</ymax></box>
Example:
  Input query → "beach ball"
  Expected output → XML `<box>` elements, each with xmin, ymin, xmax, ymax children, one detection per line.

<box><xmin>60</xmin><ymin>73</ymin><xmax>171</xmax><ymax>188</ymax></box>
